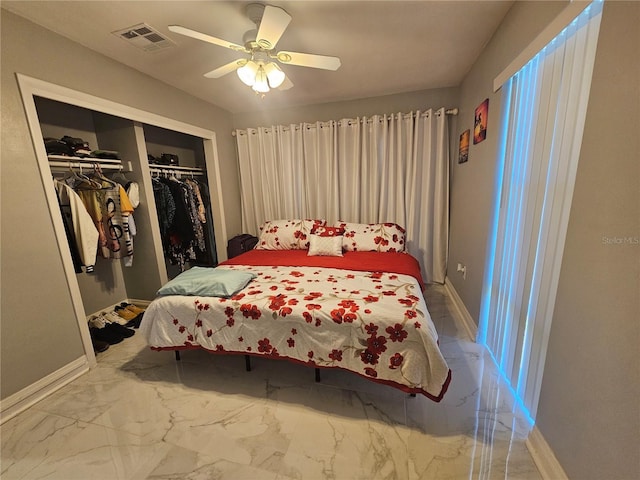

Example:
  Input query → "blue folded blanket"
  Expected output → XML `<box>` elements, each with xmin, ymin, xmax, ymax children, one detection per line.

<box><xmin>157</xmin><ymin>267</ymin><xmax>256</xmax><ymax>298</ymax></box>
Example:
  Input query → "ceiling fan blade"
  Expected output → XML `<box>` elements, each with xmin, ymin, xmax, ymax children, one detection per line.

<box><xmin>276</xmin><ymin>51</ymin><xmax>341</xmax><ymax>71</ymax></box>
<box><xmin>168</xmin><ymin>25</ymin><xmax>247</xmax><ymax>52</ymax></box>
<box><xmin>256</xmin><ymin>5</ymin><xmax>291</xmax><ymax>50</ymax></box>
<box><xmin>278</xmin><ymin>76</ymin><xmax>294</xmax><ymax>91</ymax></box>
<box><xmin>203</xmin><ymin>59</ymin><xmax>247</xmax><ymax>79</ymax></box>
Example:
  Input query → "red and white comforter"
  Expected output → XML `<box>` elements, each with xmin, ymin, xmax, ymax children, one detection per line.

<box><xmin>140</xmin><ymin>251</ymin><xmax>451</xmax><ymax>401</ymax></box>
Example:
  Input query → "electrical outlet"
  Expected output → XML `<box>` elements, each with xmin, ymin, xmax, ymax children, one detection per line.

<box><xmin>457</xmin><ymin>263</ymin><xmax>467</xmax><ymax>280</ymax></box>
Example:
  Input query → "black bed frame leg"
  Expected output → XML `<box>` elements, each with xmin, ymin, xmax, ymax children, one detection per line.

<box><xmin>245</xmin><ymin>355</ymin><xmax>251</xmax><ymax>372</ymax></box>
<box><xmin>315</xmin><ymin>368</ymin><xmax>321</xmax><ymax>382</ymax></box>
<box><xmin>174</xmin><ymin>351</ymin><xmax>181</xmax><ymax>361</ymax></box>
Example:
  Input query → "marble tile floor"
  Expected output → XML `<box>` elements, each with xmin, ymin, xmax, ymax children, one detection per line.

<box><xmin>1</xmin><ymin>285</ymin><xmax>541</xmax><ymax>479</ymax></box>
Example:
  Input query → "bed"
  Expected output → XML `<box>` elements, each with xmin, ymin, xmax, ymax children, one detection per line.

<box><xmin>140</xmin><ymin>220</ymin><xmax>451</xmax><ymax>402</ymax></box>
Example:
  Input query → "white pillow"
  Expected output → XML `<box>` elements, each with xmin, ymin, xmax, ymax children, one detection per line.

<box><xmin>307</xmin><ymin>234</ymin><xmax>343</xmax><ymax>257</ymax></box>
<box><xmin>337</xmin><ymin>222</ymin><xmax>406</xmax><ymax>252</ymax></box>
<box><xmin>255</xmin><ymin>219</ymin><xmax>325</xmax><ymax>250</ymax></box>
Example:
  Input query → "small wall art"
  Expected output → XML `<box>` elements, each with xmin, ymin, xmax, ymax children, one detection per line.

<box><xmin>458</xmin><ymin>129</ymin><xmax>470</xmax><ymax>164</ymax></box>
<box><xmin>474</xmin><ymin>98</ymin><xmax>489</xmax><ymax>144</ymax></box>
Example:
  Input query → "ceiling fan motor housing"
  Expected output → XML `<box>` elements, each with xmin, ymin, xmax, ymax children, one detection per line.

<box><xmin>246</xmin><ymin>3</ymin><xmax>266</xmax><ymax>27</ymax></box>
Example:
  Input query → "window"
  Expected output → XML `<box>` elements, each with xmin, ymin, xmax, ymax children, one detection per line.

<box><xmin>479</xmin><ymin>1</ymin><xmax>603</xmax><ymax>421</ymax></box>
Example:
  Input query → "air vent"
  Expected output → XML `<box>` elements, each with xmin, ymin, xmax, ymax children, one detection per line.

<box><xmin>112</xmin><ymin>23</ymin><xmax>175</xmax><ymax>52</ymax></box>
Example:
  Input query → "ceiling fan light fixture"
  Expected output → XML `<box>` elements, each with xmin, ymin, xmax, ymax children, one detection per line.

<box><xmin>264</xmin><ymin>62</ymin><xmax>285</xmax><ymax>88</ymax></box>
<box><xmin>252</xmin><ymin>66</ymin><xmax>270</xmax><ymax>93</ymax></box>
<box><xmin>237</xmin><ymin>60</ymin><xmax>259</xmax><ymax>86</ymax></box>
<box><xmin>169</xmin><ymin>5</ymin><xmax>340</xmax><ymax>96</ymax></box>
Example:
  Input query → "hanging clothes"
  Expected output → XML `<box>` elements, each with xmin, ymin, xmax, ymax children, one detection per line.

<box><xmin>99</xmin><ymin>180</ymin><xmax>134</xmax><ymax>259</ymax></box>
<box><xmin>152</xmin><ymin>177</ymin><xmax>176</xmax><ymax>245</ymax></box>
<box><xmin>75</xmin><ymin>178</ymin><xmax>109</xmax><ymax>258</ymax></box>
<box><xmin>186</xmin><ymin>178</ymin><xmax>206</xmax><ymax>224</ymax></box>
<box><xmin>110</xmin><ymin>172</ymin><xmax>140</xmax><ymax>267</ymax></box>
<box><xmin>193</xmin><ymin>178</ymin><xmax>218</xmax><ymax>267</ymax></box>
<box><xmin>160</xmin><ymin>176</ymin><xmax>196</xmax><ymax>271</ymax></box>
<box><xmin>54</xmin><ymin>179</ymin><xmax>99</xmax><ymax>273</ymax></box>
<box><xmin>151</xmin><ymin>174</ymin><xmax>213</xmax><ymax>272</ymax></box>
<box><xmin>123</xmin><ymin>180</ymin><xmax>140</xmax><ymax>267</ymax></box>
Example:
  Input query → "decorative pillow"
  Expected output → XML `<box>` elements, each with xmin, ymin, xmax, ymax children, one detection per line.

<box><xmin>256</xmin><ymin>219</ymin><xmax>325</xmax><ymax>250</ymax></box>
<box><xmin>308</xmin><ymin>234</ymin><xmax>343</xmax><ymax>257</ymax></box>
<box><xmin>311</xmin><ymin>225</ymin><xmax>345</xmax><ymax>237</ymax></box>
<box><xmin>157</xmin><ymin>267</ymin><xmax>256</xmax><ymax>298</ymax></box>
<box><xmin>337</xmin><ymin>222</ymin><xmax>406</xmax><ymax>252</ymax></box>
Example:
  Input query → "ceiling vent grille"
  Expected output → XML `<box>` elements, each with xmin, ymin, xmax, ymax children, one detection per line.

<box><xmin>112</xmin><ymin>23</ymin><xmax>175</xmax><ymax>52</ymax></box>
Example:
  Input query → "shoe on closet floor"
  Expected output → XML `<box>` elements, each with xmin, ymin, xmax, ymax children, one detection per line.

<box><xmin>91</xmin><ymin>338</ymin><xmax>109</xmax><ymax>353</ymax></box>
<box><xmin>125</xmin><ymin>312</ymin><xmax>143</xmax><ymax>329</ymax></box>
<box><xmin>88</xmin><ymin>315</ymin><xmax>107</xmax><ymax>329</ymax></box>
<box><xmin>102</xmin><ymin>310</ymin><xmax>129</xmax><ymax>326</ymax></box>
<box><xmin>104</xmin><ymin>322</ymin><xmax>135</xmax><ymax>338</ymax></box>
<box><xmin>114</xmin><ymin>306</ymin><xmax>138</xmax><ymax>323</ymax></box>
<box><xmin>89</xmin><ymin>324</ymin><xmax>123</xmax><ymax>345</ymax></box>
<box><xmin>119</xmin><ymin>302</ymin><xmax>145</xmax><ymax>315</ymax></box>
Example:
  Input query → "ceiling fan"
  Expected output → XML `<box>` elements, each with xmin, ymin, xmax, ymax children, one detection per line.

<box><xmin>168</xmin><ymin>3</ymin><xmax>341</xmax><ymax>94</ymax></box>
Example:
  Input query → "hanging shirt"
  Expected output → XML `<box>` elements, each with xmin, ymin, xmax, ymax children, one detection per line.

<box><xmin>121</xmin><ymin>180</ymin><xmax>139</xmax><ymax>267</ymax></box>
<box><xmin>54</xmin><ymin>179</ymin><xmax>99</xmax><ymax>272</ymax></box>
<box><xmin>98</xmin><ymin>179</ymin><xmax>134</xmax><ymax>259</ymax></box>
<box><xmin>126</xmin><ymin>181</ymin><xmax>140</xmax><ymax>208</ymax></box>
<box><xmin>186</xmin><ymin>178</ymin><xmax>206</xmax><ymax>223</ymax></box>
<box><xmin>123</xmin><ymin>214</ymin><xmax>137</xmax><ymax>267</ymax></box>
<box><xmin>75</xmin><ymin>179</ymin><xmax>108</xmax><ymax>258</ymax></box>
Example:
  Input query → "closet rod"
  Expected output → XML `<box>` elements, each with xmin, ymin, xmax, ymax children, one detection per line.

<box><xmin>149</xmin><ymin>167</ymin><xmax>205</xmax><ymax>176</ymax></box>
<box><xmin>149</xmin><ymin>164</ymin><xmax>205</xmax><ymax>173</ymax></box>
<box><xmin>48</xmin><ymin>160</ymin><xmax>130</xmax><ymax>171</ymax></box>
<box><xmin>47</xmin><ymin>154</ymin><xmax>122</xmax><ymax>164</ymax></box>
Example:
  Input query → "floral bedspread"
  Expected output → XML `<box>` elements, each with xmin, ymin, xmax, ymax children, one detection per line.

<box><xmin>141</xmin><ymin>263</ymin><xmax>451</xmax><ymax>401</ymax></box>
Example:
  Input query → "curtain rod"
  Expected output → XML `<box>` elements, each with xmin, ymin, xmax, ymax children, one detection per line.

<box><xmin>232</xmin><ymin>107</ymin><xmax>458</xmax><ymax>136</ymax></box>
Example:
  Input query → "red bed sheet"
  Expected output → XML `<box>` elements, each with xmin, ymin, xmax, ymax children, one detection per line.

<box><xmin>221</xmin><ymin>250</ymin><xmax>425</xmax><ymax>290</ymax></box>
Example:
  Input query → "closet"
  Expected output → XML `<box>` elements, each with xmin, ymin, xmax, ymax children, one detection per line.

<box><xmin>144</xmin><ymin>125</ymin><xmax>218</xmax><ymax>279</ymax></box>
<box><xmin>18</xmin><ymin>74</ymin><xmax>228</xmax><ymax>366</ymax></box>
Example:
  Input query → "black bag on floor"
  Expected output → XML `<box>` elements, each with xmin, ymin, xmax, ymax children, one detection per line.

<box><xmin>227</xmin><ymin>234</ymin><xmax>258</xmax><ymax>259</ymax></box>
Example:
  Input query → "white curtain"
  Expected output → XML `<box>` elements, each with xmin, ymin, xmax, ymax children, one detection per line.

<box><xmin>235</xmin><ymin>108</ymin><xmax>449</xmax><ymax>283</ymax></box>
<box><xmin>479</xmin><ymin>1</ymin><xmax>602</xmax><ymax>419</ymax></box>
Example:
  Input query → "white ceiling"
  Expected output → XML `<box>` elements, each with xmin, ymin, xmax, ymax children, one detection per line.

<box><xmin>3</xmin><ymin>1</ymin><xmax>513</xmax><ymax>114</ymax></box>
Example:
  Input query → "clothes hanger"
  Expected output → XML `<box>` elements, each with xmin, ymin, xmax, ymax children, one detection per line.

<box><xmin>90</xmin><ymin>163</ymin><xmax>118</xmax><ymax>188</ymax></box>
<box><xmin>70</xmin><ymin>162</ymin><xmax>101</xmax><ymax>189</ymax></box>
<box><xmin>110</xmin><ymin>164</ymin><xmax>129</xmax><ymax>184</ymax></box>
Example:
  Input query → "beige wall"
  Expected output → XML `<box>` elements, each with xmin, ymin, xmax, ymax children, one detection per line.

<box><xmin>0</xmin><ymin>10</ymin><xmax>240</xmax><ymax>399</ymax></box>
<box><xmin>449</xmin><ymin>1</ymin><xmax>639</xmax><ymax>479</ymax></box>
<box><xmin>536</xmin><ymin>2</ymin><xmax>640</xmax><ymax>479</ymax></box>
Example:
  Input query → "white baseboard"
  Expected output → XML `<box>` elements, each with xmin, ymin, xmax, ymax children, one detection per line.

<box><xmin>443</xmin><ymin>277</ymin><xmax>477</xmax><ymax>341</ymax></box>
<box><xmin>0</xmin><ymin>356</ymin><xmax>89</xmax><ymax>424</ymax></box>
<box><xmin>86</xmin><ymin>298</ymin><xmax>151</xmax><ymax>319</ymax></box>
<box><xmin>127</xmin><ymin>298</ymin><xmax>152</xmax><ymax>307</ymax></box>
<box><xmin>526</xmin><ymin>426</ymin><xmax>569</xmax><ymax>480</ymax></box>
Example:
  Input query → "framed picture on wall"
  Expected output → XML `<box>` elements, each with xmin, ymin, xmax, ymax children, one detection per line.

<box><xmin>473</xmin><ymin>98</ymin><xmax>489</xmax><ymax>144</ymax></box>
<box><xmin>458</xmin><ymin>129</ymin><xmax>470</xmax><ymax>164</ymax></box>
